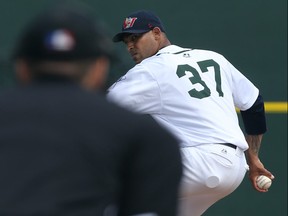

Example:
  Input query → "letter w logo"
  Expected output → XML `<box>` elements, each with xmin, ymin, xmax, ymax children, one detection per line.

<box><xmin>123</xmin><ymin>17</ymin><xmax>137</xmax><ymax>29</ymax></box>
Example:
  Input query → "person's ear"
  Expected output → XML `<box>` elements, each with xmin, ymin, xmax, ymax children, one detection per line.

<box><xmin>14</xmin><ymin>59</ymin><xmax>32</xmax><ymax>84</ymax></box>
<box><xmin>81</xmin><ymin>57</ymin><xmax>110</xmax><ymax>90</ymax></box>
<box><xmin>152</xmin><ymin>27</ymin><xmax>162</xmax><ymax>39</ymax></box>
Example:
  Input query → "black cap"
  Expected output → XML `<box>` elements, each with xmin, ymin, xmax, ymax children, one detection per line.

<box><xmin>13</xmin><ymin>3</ymin><xmax>113</xmax><ymax>62</ymax></box>
<box><xmin>112</xmin><ymin>10</ymin><xmax>166</xmax><ymax>42</ymax></box>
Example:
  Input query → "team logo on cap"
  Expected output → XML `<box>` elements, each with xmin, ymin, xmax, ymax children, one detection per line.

<box><xmin>123</xmin><ymin>17</ymin><xmax>137</xmax><ymax>29</ymax></box>
<box><xmin>45</xmin><ymin>29</ymin><xmax>75</xmax><ymax>51</ymax></box>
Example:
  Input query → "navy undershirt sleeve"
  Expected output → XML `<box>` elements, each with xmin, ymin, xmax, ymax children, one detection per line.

<box><xmin>240</xmin><ymin>94</ymin><xmax>267</xmax><ymax>135</ymax></box>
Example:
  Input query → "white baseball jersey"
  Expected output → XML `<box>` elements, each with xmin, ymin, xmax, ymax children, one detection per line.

<box><xmin>107</xmin><ymin>45</ymin><xmax>259</xmax><ymax>150</ymax></box>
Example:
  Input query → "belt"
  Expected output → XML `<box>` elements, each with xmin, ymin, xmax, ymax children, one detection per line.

<box><xmin>218</xmin><ymin>143</ymin><xmax>237</xmax><ymax>149</ymax></box>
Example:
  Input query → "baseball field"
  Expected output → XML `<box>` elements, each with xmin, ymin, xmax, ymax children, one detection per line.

<box><xmin>0</xmin><ymin>1</ymin><xmax>286</xmax><ymax>215</ymax></box>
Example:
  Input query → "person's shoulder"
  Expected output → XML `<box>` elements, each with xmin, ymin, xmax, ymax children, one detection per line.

<box><xmin>191</xmin><ymin>48</ymin><xmax>223</xmax><ymax>56</ymax></box>
<box><xmin>121</xmin><ymin>62</ymin><xmax>152</xmax><ymax>78</ymax></box>
<box><xmin>189</xmin><ymin>48</ymin><xmax>227</xmax><ymax>61</ymax></box>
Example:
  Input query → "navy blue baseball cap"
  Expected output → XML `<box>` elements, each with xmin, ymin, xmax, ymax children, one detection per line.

<box><xmin>13</xmin><ymin>3</ymin><xmax>114</xmax><ymax>61</ymax></box>
<box><xmin>112</xmin><ymin>10</ymin><xmax>166</xmax><ymax>42</ymax></box>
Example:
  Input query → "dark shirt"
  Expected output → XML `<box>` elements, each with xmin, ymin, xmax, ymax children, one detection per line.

<box><xmin>0</xmin><ymin>82</ymin><xmax>182</xmax><ymax>216</ymax></box>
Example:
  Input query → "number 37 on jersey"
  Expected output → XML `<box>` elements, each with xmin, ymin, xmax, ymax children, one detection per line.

<box><xmin>176</xmin><ymin>59</ymin><xmax>224</xmax><ymax>99</ymax></box>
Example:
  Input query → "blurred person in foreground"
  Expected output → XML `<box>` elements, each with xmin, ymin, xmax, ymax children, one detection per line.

<box><xmin>0</xmin><ymin>4</ymin><xmax>182</xmax><ymax>216</ymax></box>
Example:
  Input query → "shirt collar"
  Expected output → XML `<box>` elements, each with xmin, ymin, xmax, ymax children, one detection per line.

<box><xmin>156</xmin><ymin>45</ymin><xmax>191</xmax><ymax>56</ymax></box>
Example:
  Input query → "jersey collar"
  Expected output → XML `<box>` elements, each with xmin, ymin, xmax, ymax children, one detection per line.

<box><xmin>156</xmin><ymin>45</ymin><xmax>191</xmax><ymax>56</ymax></box>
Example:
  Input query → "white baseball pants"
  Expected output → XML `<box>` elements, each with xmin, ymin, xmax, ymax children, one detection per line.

<box><xmin>177</xmin><ymin>143</ymin><xmax>248</xmax><ymax>216</ymax></box>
